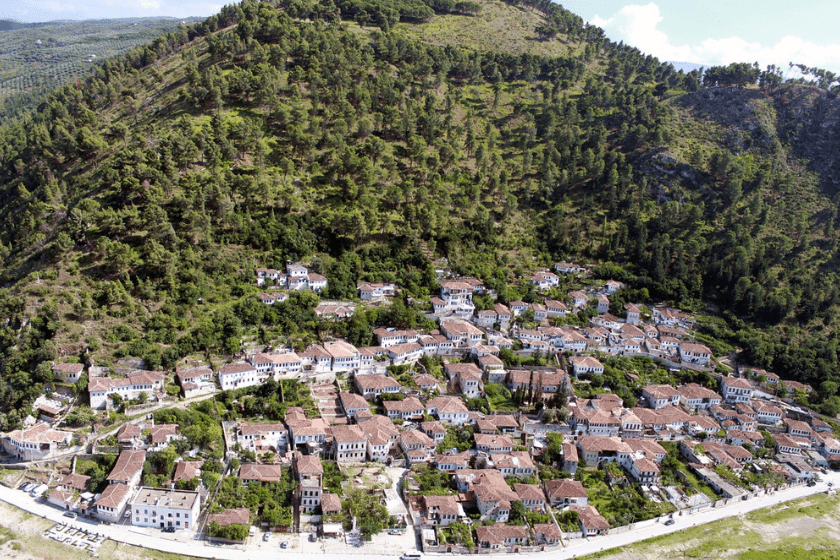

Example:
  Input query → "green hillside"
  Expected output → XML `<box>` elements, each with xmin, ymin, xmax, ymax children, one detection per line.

<box><xmin>0</xmin><ymin>17</ymin><xmax>199</xmax><ymax>122</ymax></box>
<box><xmin>0</xmin><ymin>0</ymin><xmax>839</xmax><ymax>425</ymax></box>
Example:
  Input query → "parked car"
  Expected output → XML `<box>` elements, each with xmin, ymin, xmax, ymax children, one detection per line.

<box><xmin>162</xmin><ymin>526</ymin><xmax>176</xmax><ymax>533</ymax></box>
<box><xmin>281</xmin><ymin>540</ymin><xmax>289</xmax><ymax>548</ymax></box>
<box><xmin>63</xmin><ymin>512</ymin><xmax>77</xmax><ymax>519</ymax></box>
<box><xmin>263</xmin><ymin>533</ymin><xmax>270</xmax><ymax>542</ymax></box>
<box><xmin>664</xmin><ymin>519</ymin><xmax>675</xmax><ymax>526</ymax></box>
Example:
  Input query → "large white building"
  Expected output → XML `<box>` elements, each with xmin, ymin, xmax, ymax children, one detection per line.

<box><xmin>2</xmin><ymin>422</ymin><xmax>73</xmax><ymax>461</ymax></box>
<box><xmin>88</xmin><ymin>371</ymin><xmax>166</xmax><ymax>409</ymax></box>
<box><xmin>720</xmin><ymin>377</ymin><xmax>753</xmax><ymax>404</ymax></box>
<box><xmin>325</xmin><ymin>341</ymin><xmax>360</xmax><ymax>371</ymax></box>
<box><xmin>331</xmin><ymin>425</ymin><xmax>367</xmax><ymax>463</ymax></box>
<box><xmin>130</xmin><ymin>488</ymin><xmax>201</xmax><ymax>530</ymax></box>
<box><xmin>218</xmin><ymin>362</ymin><xmax>263</xmax><ymax>391</ymax></box>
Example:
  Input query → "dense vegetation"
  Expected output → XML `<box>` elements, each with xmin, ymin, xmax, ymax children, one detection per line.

<box><xmin>0</xmin><ymin>18</ymin><xmax>197</xmax><ymax>123</ymax></box>
<box><xmin>1</xmin><ymin>0</ymin><xmax>840</xmax><ymax>423</ymax></box>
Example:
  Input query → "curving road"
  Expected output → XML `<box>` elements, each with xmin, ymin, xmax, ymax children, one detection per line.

<box><xmin>0</xmin><ymin>471</ymin><xmax>838</xmax><ymax>560</ymax></box>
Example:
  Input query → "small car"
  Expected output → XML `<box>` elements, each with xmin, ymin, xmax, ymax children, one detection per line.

<box><xmin>162</xmin><ymin>526</ymin><xmax>176</xmax><ymax>533</ymax></box>
<box><xmin>63</xmin><ymin>512</ymin><xmax>77</xmax><ymax>519</ymax></box>
<box><xmin>281</xmin><ymin>540</ymin><xmax>289</xmax><ymax>548</ymax></box>
<box><xmin>664</xmin><ymin>519</ymin><xmax>675</xmax><ymax>526</ymax></box>
<box><xmin>263</xmin><ymin>532</ymin><xmax>270</xmax><ymax>542</ymax></box>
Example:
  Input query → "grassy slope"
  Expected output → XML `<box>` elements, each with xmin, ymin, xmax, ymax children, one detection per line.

<box><xmin>585</xmin><ymin>493</ymin><xmax>840</xmax><ymax>560</ymax></box>
<box><xmin>389</xmin><ymin>0</ymin><xmax>578</xmax><ymax>56</ymax></box>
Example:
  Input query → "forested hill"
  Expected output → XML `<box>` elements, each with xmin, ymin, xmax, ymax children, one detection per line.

<box><xmin>1</xmin><ymin>0</ymin><xmax>840</xmax><ymax>423</ymax></box>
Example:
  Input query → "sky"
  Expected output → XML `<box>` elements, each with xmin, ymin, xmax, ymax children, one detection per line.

<box><xmin>1</xmin><ymin>0</ymin><xmax>840</xmax><ymax>75</ymax></box>
<box><xmin>0</xmin><ymin>0</ymin><xmax>222</xmax><ymax>22</ymax></box>
<box><xmin>561</xmin><ymin>0</ymin><xmax>840</xmax><ymax>75</ymax></box>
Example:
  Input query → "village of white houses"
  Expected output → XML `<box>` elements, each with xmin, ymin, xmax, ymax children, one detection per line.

<box><xmin>4</xmin><ymin>259</ymin><xmax>838</xmax><ymax>556</ymax></box>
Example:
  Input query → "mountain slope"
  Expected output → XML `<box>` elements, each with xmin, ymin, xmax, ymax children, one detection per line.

<box><xmin>0</xmin><ymin>18</ymin><xmax>198</xmax><ymax>123</ymax></box>
<box><xmin>0</xmin><ymin>0</ymin><xmax>839</xmax><ymax>423</ymax></box>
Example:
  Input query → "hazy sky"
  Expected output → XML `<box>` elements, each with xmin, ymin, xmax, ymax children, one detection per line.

<box><xmin>562</xmin><ymin>1</ymin><xmax>840</xmax><ymax>74</ymax></box>
<box><xmin>0</xmin><ymin>0</ymin><xmax>223</xmax><ymax>22</ymax></box>
<box><xmin>2</xmin><ymin>0</ymin><xmax>839</xmax><ymax>75</ymax></box>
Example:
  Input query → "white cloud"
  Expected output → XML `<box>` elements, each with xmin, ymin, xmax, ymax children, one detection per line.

<box><xmin>138</xmin><ymin>0</ymin><xmax>162</xmax><ymax>9</ymax></box>
<box><xmin>592</xmin><ymin>3</ymin><xmax>840</xmax><ymax>74</ymax></box>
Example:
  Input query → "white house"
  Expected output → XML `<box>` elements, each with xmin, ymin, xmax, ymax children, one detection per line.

<box><xmin>218</xmin><ymin>362</ymin><xmax>263</xmax><ymax>391</ymax></box>
<box><xmin>426</xmin><ymin>396</ymin><xmax>470</xmax><ymax>425</ymax></box>
<box><xmin>325</xmin><ymin>341</ymin><xmax>360</xmax><ymax>371</ymax></box>
<box><xmin>95</xmin><ymin>483</ymin><xmax>132</xmax><ymax>523</ymax></box>
<box><xmin>679</xmin><ymin>342</ymin><xmax>713</xmax><ymax>365</ymax></box>
<box><xmin>131</xmin><ymin>488</ymin><xmax>200</xmax><ymax>530</ymax></box>
<box><xmin>569</xmin><ymin>356</ymin><xmax>604</xmax><ymax>377</ymax></box>
<box><xmin>88</xmin><ymin>370</ymin><xmax>166</xmax><ymax>409</ymax></box>
<box><xmin>51</xmin><ymin>362</ymin><xmax>84</xmax><ymax>383</ymax></box>
<box><xmin>440</xmin><ymin>319</ymin><xmax>483</xmax><ymax>347</ymax></box>
<box><xmin>720</xmin><ymin>377</ymin><xmax>753</xmax><ymax>404</ymax></box>
<box><xmin>331</xmin><ymin>425</ymin><xmax>367</xmax><ymax>463</ymax></box>
<box><xmin>2</xmin><ymin>422</ymin><xmax>72</xmax><ymax>461</ymax></box>
<box><xmin>358</xmin><ymin>282</ymin><xmax>397</xmax><ymax>301</ymax></box>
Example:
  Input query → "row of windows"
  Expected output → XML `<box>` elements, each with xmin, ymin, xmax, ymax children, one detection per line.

<box><xmin>136</xmin><ymin>509</ymin><xmax>190</xmax><ymax>519</ymax></box>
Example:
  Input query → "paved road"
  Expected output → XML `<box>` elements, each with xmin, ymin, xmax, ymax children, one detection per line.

<box><xmin>0</xmin><ymin>471</ymin><xmax>837</xmax><ymax>560</ymax></box>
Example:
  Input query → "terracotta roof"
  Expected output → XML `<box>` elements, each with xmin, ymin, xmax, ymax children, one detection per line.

<box><xmin>400</xmin><ymin>430</ymin><xmax>436</xmax><ymax>448</ymax></box>
<box><xmin>413</xmin><ymin>374</ymin><xmax>439</xmax><ymax>388</ymax></box>
<box><xmin>577</xmin><ymin>436</ymin><xmax>632</xmax><ymax>454</ymax></box>
<box><xmin>238</xmin><ymin>422</ymin><xmax>286</xmax><ymax>436</ymax></box>
<box><xmin>296</xmin><ymin>454</ymin><xmax>323</xmax><ymax>475</ymax></box>
<box><xmin>49</xmin><ymin>488</ymin><xmax>75</xmax><ymax>504</ymax></box>
<box><xmin>475</xmin><ymin>525</ymin><xmax>528</xmax><ymax>545</ymax></box>
<box><xmin>321</xmin><ymin>492</ymin><xmax>341</xmax><ymax>514</ymax></box>
<box><xmin>532</xmin><ymin>523</ymin><xmax>561</xmax><ymax>539</ymax></box>
<box><xmin>426</xmin><ymin>396</ymin><xmax>469</xmax><ymax>415</ymax></box>
<box><xmin>545</xmin><ymin>479</ymin><xmax>587</xmax><ymax>499</ymax></box>
<box><xmin>149</xmin><ymin>424</ymin><xmax>178</xmax><ymax>444</ymax></box>
<box><xmin>9</xmin><ymin>422</ymin><xmax>72</xmax><ymax>445</ymax></box>
<box><xmin>95</xmin><ymin>482</ymin><xmax>130</xmax><ymax>509</ymax></box>
<box><xmin>52</xmin><ymin>362</ymin><xmax>84</xmax><ymax>373</ymax></box>
<box><xmin>339</xmin><ymin>392</ymin><xmax>370</xmax><ymax>410</ymax></box>
<box><xmin>331</xmin><ymin>424</ymin><xmax>366</xmax><ymax>444</ymax></box>
<box><xmin>355</xmin><ymin>374</ymin><xmax>402</xmax><ymax>391</ymax></box>
<box><xmin>106</xmin><ymin>450</ymin><xmax>146</xmax><ymax>483</ymax></box>
<box><xmin>384</xmin><ymin>397</ymin><xmax>425</xmax><ymax>415</ymax></box>
<box><xmin>422</xmin><ymin>494</ymin><xmax>459</xmax><ymax>516</ymax></box>
<box><xmin>116</xmin><ymin>424</ymin><xmax>143</xmax><ymax>440</ymax></box>
<box><xmin>388</xmin><ymin>342</ymin><xmax>422</xmax><ymax>356</ymax></box>
<box><xmin>239</xmin><ymin>463</ymin><xmax>283</xmax><ymax>482</ymax></box>
<box><xmin>219</xmin><ymin>362</ymin><xmax>257</xmax><ymax>375</ymax></box>
<box><xmin>56</xmin><ymin>473</ymin><xmax>90</xmax><ymax>491</ymax></box>
<box><xmin>513</xmin><ymin>483</ymin><xmax>544</xmax><ymax>502</ymax></box>
<box><xmin>723</xmin><ymin>377</ymin><xmax>752</xmax><ymax>389</ymax></box>
<box><xmin>440</xmin><ymin>319</ymin><xmax>483</xmax><ymax>336</ymax></box>
<box><xmin>569</xmin><ymin>356</ymin><xmax>603</xmax><ymax>368</ymax></box>
<box><xmin>474</xmin><ymin>433</ymin><xmax>513</xmax><ymax>449</ymax></box>
<box><xmin>570</xmin><ymin>505</ymin><xmax>609</xmax><ymax>530</ymax></box>
<box><xmin>172</xmin><ymin>460</ymin><xmax>203</xmax><ymax>482</ymax></box>
<box><xmin>562</xmin><ymin>442</ymin><xmax>578</xmax><ymax>463</ymax></box>
<box><xmin>324</xmin><ymin>341</ymin><xmax>358</xmax><ymax>358</ymax></box>
<box><xmin>208</xmin><ymin>507</ymin><xmax>250</xmax><ymax>527</ymax></box>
